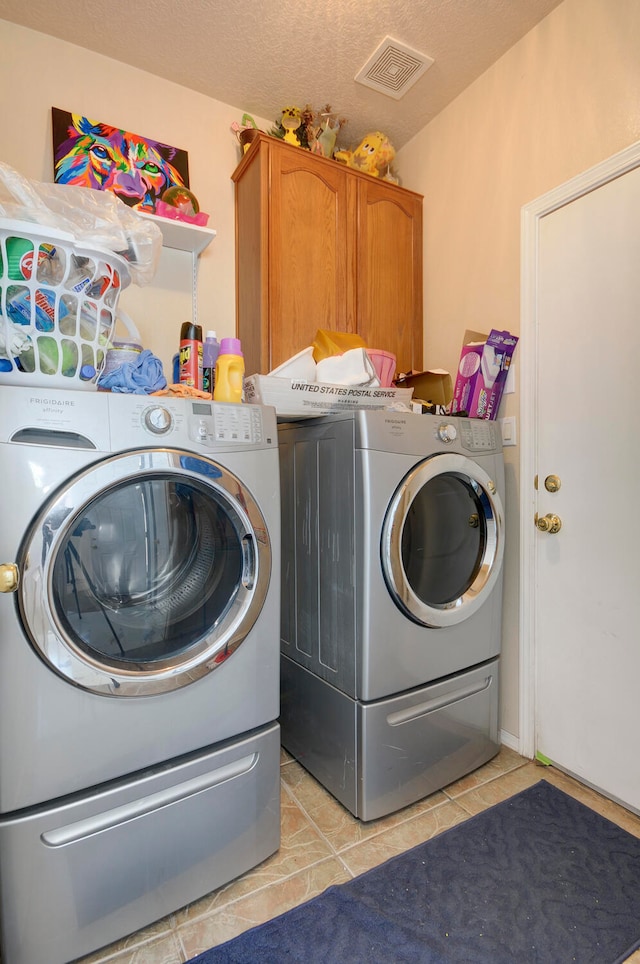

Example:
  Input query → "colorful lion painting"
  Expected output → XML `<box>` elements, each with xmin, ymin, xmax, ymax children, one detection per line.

<box><xmin>52</xmin><ymin>108</ymin><xmax>190</xmax><ymax>213</ymax></box>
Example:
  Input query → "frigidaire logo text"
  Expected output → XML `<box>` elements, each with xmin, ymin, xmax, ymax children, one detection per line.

<box><xmin>31</xmin><ymin>398</ymin><xmax>75</xmax><ymax>406</ymax></box>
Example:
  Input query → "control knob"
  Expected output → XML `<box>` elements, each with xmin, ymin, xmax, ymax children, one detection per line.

<box><xmin>144</xmin><ymin>406</ymin><xmax>173</xmax><ymax>435</ymax></box>
<box><xmin>437</xmin><ymin>423</ymin><xmax>458</xmax><ymax>443</ymax></box>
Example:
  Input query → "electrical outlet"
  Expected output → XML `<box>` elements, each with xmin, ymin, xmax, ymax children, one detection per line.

<box><xmin>500</xmin><ymin>416</ymin><xmax>517</xmax><ymax>446</ymax></box>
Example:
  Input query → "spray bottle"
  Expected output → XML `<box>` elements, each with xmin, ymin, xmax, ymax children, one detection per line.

<box><xmin>179</xmin><ymin>321</ymin><xmax>203</xmax><ymax>389</ymax></box>
<box><xmin>213</xmin><ymin>337</ymin><xmax>245</xmax><ymax>403</ymax></box>
<box><xmin>202</xmin><ymin>330</ymin><xmax>220</xmax><ymax>398</ymax></box>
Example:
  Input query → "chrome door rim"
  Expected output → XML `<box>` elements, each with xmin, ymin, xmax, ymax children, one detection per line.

<box><xmin>18</xmin><ymin>448</ymin><xmax>271</xmax><ymax>696</ymax></box>
<box><xmin>381</xmin><ymin>453</ymin><xmax>504</xmax><ymax>627</ymax></box>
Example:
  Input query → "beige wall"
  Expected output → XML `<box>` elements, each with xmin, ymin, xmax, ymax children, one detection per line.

<box><xmin>398</xmin><ymin>0</ymin><xmax>640</xmax><ymax>738</ymax></box>
<box><xmin>2</xmin><ymin>0</ymin><xmax>640</xmax><ymax>742</ymax></box>
<box><xmin>0</xmin><ymin>20</ymin><xmax>272</xmax><ymax>376</ymax></box>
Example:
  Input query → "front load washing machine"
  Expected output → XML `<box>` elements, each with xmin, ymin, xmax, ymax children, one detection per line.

<box><xmin>278</xmin><ymin>409</ymin><xmax>505</xmax><ymax>821</ymax></box>
<box><xmin>0</xmin><ymin>386</ymin><xmax>281</xmax><ymax>964</ymax></box>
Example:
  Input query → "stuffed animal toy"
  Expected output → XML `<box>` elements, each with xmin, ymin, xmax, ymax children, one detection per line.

<box><xmin>334</xmin><ymin>131</ymin><xmax>395</xmax><ymax>177</ymax></box>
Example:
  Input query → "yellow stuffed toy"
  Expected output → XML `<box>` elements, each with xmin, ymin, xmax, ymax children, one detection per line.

<box><xmin>334</xmin><ymin>131</ymin><xmax>395</xmax><ymax>177</ymax></box>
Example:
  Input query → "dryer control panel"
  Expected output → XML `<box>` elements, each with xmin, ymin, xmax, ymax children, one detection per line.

<box><xmin>458</xmin><ymin>418</ymin><xmax>501</xmax><ymax>453</ymax></box>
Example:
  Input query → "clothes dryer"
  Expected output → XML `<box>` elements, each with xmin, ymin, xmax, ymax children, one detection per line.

<box><xmin>0</xmin><ymin>386</ymin><xmax>280</xmax><ymax>964</ymax></box>
<box><xmin>278</xmin><ymin>409</ymin><xmax>505</xmax><ymax>821</ymax></box>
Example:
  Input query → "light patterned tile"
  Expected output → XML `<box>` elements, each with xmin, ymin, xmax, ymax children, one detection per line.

<box><xmin>539</xmin><ymin>766</ymin><xmax>640</xmax><ymax>838</ymax></box>
<box><xmin>73</xmin><ymin>930</ymin><xmax>183</xmax><ymax>964</ymax></box>
<box><xmin>442</xmin><ymin>745</ymin><xmax>528</xmax><ymax>797</ymax></box>
<box><xmin>281</xmin><ymin>759</ymin><xmax>448</xmax><ymax>853</ymax></box>
<box><xmin>279</xmin><ymin>759</ymin><xmax>345</xmax><ymax>814</ymax></box>
<box><xmin>451</xmin><ymin>760</ymin><xmax>543</xmax><ymax>815</ymax></box>
<box><xmin>175</xmin><ymin>788</ymin><xmax>332</xmax><ymax>924</ymax></box>
<box><xmin>338</xmin><ymin>799</ymin><xmax>469</xmax><ymax>877</ymax></box>
<box><xmin>177</xmin><ymin>857</ymin><xmax>350</xmax><ymax>960</ymax></box>
<box><xmin>73</xmin><ymin>750</ymin><xmax>640</xmax><ymax>964</ymax></box>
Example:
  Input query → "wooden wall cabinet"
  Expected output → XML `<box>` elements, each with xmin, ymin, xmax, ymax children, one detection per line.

<box><xmin>232</xmin><ymin>133</ymin><xmax>423</xmax><ymax>378</ymax></box>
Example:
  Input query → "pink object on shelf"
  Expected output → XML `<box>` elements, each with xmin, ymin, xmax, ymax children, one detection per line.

<box><xmin>367</xmin><ymin>349</ymin><xmax>396</xmax><ymax>387</ymax></box>
<box><xmin>154</xmin><ymin>200</ymin><xmax>210</xmax><ymax>227</ymax></box>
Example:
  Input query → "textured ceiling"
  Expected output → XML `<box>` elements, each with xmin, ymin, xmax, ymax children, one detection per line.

<box><xmin>0</xmin><ymin>0</ymin><xmax>564</xmax><ymax>150</ymax></box>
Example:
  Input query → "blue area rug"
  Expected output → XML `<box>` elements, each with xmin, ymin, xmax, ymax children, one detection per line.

<box><xmin>188</xmin><ymin>780</ymin><xmax>640</xmax><ymax>963</ymax></box>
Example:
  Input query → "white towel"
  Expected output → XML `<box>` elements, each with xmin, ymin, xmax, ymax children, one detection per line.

<box><xmin>316</xmin><ymin>348</ymin><xmax>380</xmax><ymax>387</ymax></box>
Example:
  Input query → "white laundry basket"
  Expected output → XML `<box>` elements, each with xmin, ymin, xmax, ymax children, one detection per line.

<box><xmin>0</xmin><ymin>218</ymin><xmax>130</xmax><ymax>390</ymax></box>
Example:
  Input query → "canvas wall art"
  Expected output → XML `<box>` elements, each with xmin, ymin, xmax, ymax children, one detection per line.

<box><xmin>52</xmin><ymin>108</ymin><xmax>190</xmax><ymax>214</ymax></box>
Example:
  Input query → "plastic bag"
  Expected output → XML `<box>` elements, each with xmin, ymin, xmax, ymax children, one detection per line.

<box><xmin>0</xmin><ymin>162</ymin><xmax>162</xmax><ymax>286</ymax></box>
<box><xmin>312</xmin><ymin>328</ymin><xmax>368</xmax><ymax>362</ymax></box>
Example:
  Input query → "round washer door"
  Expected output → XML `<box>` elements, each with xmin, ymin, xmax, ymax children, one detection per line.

<box><xmin>18</xmin><ymin>448</ymin><xmax>271</xmax><ymax>696</ymax></box>
<box><xmin>381</xmin><ymin>452</ymin><xmax>504</xmax><ymax>627</ymax></box>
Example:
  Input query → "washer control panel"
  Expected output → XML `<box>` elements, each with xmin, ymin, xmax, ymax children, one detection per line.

<box><xmin>106</xmin><ymin>395</ymin><xmax>276</xmax><ymax>451</ymax></box>
<box><xmin>187</xmin><ymin>402</ymin><xmax>266</xmax><ymax>446</ymax></box>
<box><xmin>0</xmin><ymin>386</ymin><xmax>276</xmax><ymax>453</ymax></box>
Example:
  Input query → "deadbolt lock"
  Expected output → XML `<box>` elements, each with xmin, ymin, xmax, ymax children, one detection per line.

<box><xmin>535</xmin><ymin>513</ymin><xmax>562</xmax><ymax>534</ymax></box>
<box><xmin>544</xmin><ymin>474</ymin><xmax>562</xmax><ymax>493</ymax></box>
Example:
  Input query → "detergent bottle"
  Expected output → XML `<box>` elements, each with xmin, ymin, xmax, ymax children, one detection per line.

<box><xmin>213</xmin><ymin>337</ymin><xmax>245</xmax><ymax>403</ymax></box>
<box><xmin>202</xmin><ymin>330</ymin><xmax>220</xmax><ymax>397</ymax></box>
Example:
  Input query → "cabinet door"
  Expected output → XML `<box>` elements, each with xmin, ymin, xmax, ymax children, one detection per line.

<box><xmin>269</xmin><ymin>144</ymin><xmax>357</xmax><ymax>368</ymax></box>
<box><xmin>357</xmin><ymin>179</ymin><xmax>423</xmax><ymax>376</ymax></box>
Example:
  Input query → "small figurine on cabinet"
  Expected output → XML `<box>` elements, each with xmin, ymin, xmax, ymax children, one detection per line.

<box><xmin>300</xmin><ymin>105</ymin><xmax>323</xmax><ymax>154</ymax></box>
<box><xmin>280</xmin><ymin>106</ymin><xmax>304</xmax><ymax>146</ymax></box>
<box><xmin>316</xmin><ymin>106</ymin><xmax>348</xmax><ymax>158</ymax></box>
<box><xmin>334</xmin><ymin>131</ymin><xmax>396</xmax><ymax>178</ymax></box>
<box><xmin>231</xmin><ymin>113</ymin><xmax>260</xmax><ymax>154</ymax></box>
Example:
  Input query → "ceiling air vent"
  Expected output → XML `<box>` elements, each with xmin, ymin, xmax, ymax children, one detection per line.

<box><xmin>354</xmin><ymin>36</ymin><xmax>434</xmax><ymax>100</ymax></box>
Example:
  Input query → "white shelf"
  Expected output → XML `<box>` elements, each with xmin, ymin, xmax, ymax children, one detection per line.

<box><xmin>139</xmin><ymin>212</ymin><xmax>216</xmax><ymax>254</ymax></box>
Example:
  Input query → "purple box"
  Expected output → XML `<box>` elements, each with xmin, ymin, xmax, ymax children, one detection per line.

<box><xmin>451</xmin><ymin>329</ymin><xmax>518</xmax><ymax>420</ymax></box>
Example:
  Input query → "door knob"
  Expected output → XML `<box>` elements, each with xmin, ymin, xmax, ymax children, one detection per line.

<box><xmin>0</xmin><ymin>563</ymin><xmax>19</xmax><ymax>593</ymax></box>
<box><xmin>535</xmin><ymin>513</ymin><xmax>562</xmax><ymax>534</ymax></box>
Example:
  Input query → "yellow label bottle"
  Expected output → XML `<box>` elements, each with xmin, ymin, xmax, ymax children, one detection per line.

<box><xmin>213</xmin><ymin>338</ymin><xmax>245</xmax><ymax>403</ymax></box>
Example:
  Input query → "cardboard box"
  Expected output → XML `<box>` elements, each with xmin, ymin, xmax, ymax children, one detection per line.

<box><xmin>450</xmin><ymin>329</ymin><xmax>518</xmax><ymax>420</ymax></box>
<box><xmin>244</xmin><ymin>374</ymin><xmax>413</xmax><ymax>419</ymax></box>
<box><xmin>394</xmin><ymin>368</ymin><xmax>452</xmax><ymax>407</ymax></box>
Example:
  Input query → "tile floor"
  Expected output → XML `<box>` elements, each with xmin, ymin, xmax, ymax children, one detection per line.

<box><xmin>75</xmin><ymin>746</ymin><xmax>640</xmax><ymax>964</ymax></box>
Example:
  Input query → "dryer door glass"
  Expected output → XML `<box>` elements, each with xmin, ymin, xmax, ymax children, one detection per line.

<box><xmin>19</xmin><ymin>450</ymin><xmax>271</xmax><ymax>695</ymax></box>
<box><xmin>381</xmin><ymin>453</ymin><xmax>504</xmax><ymax>627</ymax></box>
<box><xmin>402</xmin><ymin>473</ymin><xmax>487</xmax><ymax>605</ymax></box>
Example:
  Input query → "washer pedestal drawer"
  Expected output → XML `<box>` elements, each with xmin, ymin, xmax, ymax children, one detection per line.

<box><xmin>0</xmin><ymin>722</ymin><xmax>280</xmax><ymax>964</ymax></box>
<box><xmin>281</xmin><ymin>656</ymin><xmax>499</xmax><ymax>821</ymax></box>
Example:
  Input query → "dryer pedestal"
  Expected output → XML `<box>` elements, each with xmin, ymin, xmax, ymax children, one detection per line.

<box><xmin>281</xmin><ymin>655</ymin><xmax>499</xmax><ymax>821</ymax></box>
<box><xmin>278</xmin><ymin>410</ymin><xmax>506</xmax><ymax>822</ymax></box>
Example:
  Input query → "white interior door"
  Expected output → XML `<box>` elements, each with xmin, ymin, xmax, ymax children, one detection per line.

<box><xmin>521</xmin><ymin>143</ymin><xmax>640</xmax><ymax>814</ymax></box>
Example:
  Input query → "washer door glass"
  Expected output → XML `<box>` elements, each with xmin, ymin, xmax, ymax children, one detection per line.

<box><xmin>381</xmin><ymin>453</ymin><xmax>504</xmax><ymax>627</ymax></box>
<box><xmin>19</xmin><ymin>449</ymin><xmax>271</xmax><ymax>696</ymax></box>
